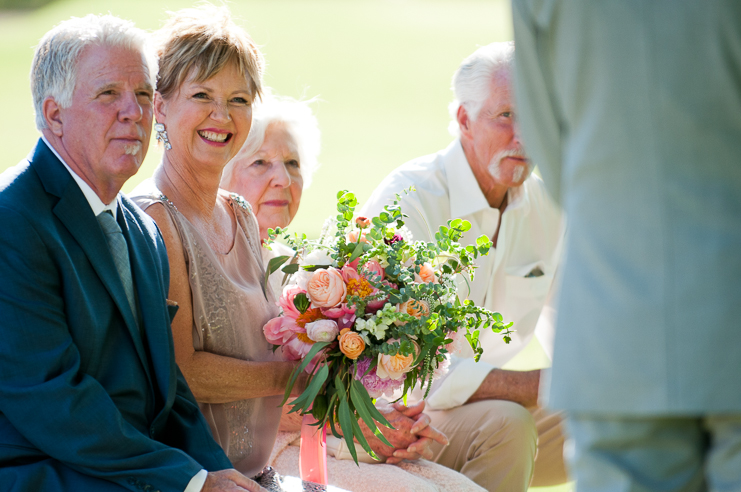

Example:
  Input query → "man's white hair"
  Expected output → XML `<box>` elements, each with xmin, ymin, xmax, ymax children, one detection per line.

<box><xmin>31</xmin><ymin>14</ymin><xmax>154</xmax><ymax>130</ymax></box>
<box><xmin>448</xmin><ymin>42</ymin><xmax>514</xmax><ymax>136</ymax></box>
<box><xmin>224</xmin><ymin>92</ymin><xmax>321</xmax><ymax>188</ymax></box>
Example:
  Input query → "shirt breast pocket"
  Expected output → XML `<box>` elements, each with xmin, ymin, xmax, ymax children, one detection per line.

<box><xmin>503</xmin><ymin>272</ymin><xmax>552</xmax><ymax>335</ymax></box>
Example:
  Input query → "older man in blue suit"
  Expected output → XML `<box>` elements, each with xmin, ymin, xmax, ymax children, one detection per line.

<box><xmin>0</xmin><ymin>15</ymin><xmax>265</xmax><ymax>492</ymax></box>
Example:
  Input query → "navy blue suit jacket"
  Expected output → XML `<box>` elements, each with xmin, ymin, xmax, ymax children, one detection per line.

<box><xmin>0</xmin><ymin>140</ymin><xmax>232</xmax><ymax>491</ymax></box>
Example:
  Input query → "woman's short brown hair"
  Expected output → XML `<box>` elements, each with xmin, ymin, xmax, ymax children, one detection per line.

<box><xmin>153</xmin><ymin>4</ymin><xmax>263</xmax><ymax>100</ymax></box>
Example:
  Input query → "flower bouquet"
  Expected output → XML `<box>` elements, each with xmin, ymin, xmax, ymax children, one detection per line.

<box><xmin>263</xmin><ymin>189</ymin><xmax>512</xmax><ymax>466</ymax></box>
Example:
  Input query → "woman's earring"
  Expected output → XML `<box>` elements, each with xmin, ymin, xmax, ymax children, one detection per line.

<box><xmin>154</xmin><ymin>123</ymin><xmax>172</xmax><ymax>150</ymax></box>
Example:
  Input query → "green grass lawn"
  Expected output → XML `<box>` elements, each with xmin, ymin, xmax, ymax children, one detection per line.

<box><xmin>0</xmin><ymin>1</ymin><xmax>573</xmax><ymax>489</ymax></box>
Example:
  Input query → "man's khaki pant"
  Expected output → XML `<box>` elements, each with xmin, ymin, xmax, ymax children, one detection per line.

<box><xmin>426</xmin><ymin>400</ymin><xmax>568</xmax><ymax>491</ymax></box>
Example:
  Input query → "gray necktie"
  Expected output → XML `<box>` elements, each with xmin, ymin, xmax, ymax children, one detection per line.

<box><xmin>97</xmin><ymin>210</ymin><xmax>137</xmax><ymax>318</ymax></box>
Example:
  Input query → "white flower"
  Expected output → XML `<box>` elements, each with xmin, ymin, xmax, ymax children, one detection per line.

<box><xmin>302</xmin><ymin>248</ymin><xmax>336</xmax><ymax>267</ymax></box>
<box><xmin>397</xmin><ymin>225</ymin><xmax>413</xmax><ymax>242</ymax></box>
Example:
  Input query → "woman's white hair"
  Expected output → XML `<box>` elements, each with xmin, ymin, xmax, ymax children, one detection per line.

<box><xmin>31</xmin><ymin>14</ymin><xmax>153</xmax><ymax>130</ymax></box>
<box><xmin>223</xmin><ymin>92</ymin><xmax>321</xmax><ymax>188</ymax></box>
<box><xmin>448</xmin><ymin>42</ymin><xmax>514</xmax><ymax>136</ymax></box>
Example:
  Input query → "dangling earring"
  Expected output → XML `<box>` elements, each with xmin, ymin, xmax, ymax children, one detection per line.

<box><xmin>154</xmin><ymin>122</ymin><xmax>172</xmax><ymax>150</ymax></box>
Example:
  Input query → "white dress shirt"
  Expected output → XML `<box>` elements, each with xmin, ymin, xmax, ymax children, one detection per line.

<box><xmin>361</xmin><ymin>140</ymin><xmax>565</xmax><ymax>409</ymax></box>
<box><xmin>42</xmin><ymin>137</ymin><xmax>209</xmax><ymax>492</ymax></box>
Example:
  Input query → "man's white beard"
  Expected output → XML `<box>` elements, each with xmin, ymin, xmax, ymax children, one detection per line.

<box><xmin>487</xmin><ymin>148</ymin><xmax>532</xmax><ymax>183</ymax></box>
<box><xmin>124</xmin><ymin>142</ymin><xmax>142</xmax><ymax>156</ymax></box>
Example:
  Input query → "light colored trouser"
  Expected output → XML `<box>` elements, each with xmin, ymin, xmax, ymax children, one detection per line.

<box><xmin>426</xmin><ymin>400</ymin><xmax>568</xmax><ymax>491</ymax></box>
<box><xmin>566</xmin><ymin>414</ymin><xmax>741</xmax><ymax>492</ymax></box>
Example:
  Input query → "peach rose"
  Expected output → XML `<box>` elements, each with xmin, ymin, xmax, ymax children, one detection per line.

<box><xmin>414</xmin><ymin>262</ymin><xmax>438</xmax><ymax>284</ymax></box>
<box><xmin>376</xmin><ymin>344</ymin><xmax>416</xmax><ymax>381</ymax></box>
<box><xmin>306</xmin><ymin>267</ymin><xmax>346</xmax><ymax>308</ymax></box>
<box><xmin>395</xmin><ymin>299</ymin><xmax>431</xmax><ymax>325</ymax></box>
<box><xmin>338</xmin><ymin>328</ymin><xmax>365</xmax><ymax>359</ymax></box>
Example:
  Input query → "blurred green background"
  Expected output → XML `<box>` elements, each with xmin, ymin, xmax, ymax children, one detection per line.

<box><xmin>0</xmin><ymin>1</ymin><xmax>570</xmax><ymax>489</ymax></box>
<box><xmin>1</xmin><ymin>0</ymin><xmax>518</xmax><ymax>239</ymax></box>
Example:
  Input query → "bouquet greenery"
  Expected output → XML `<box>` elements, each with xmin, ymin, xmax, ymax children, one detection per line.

<box><xmin>262</xmin><ymin>189</ymin><xmax>512</xmax><ymax>464</ymax></box>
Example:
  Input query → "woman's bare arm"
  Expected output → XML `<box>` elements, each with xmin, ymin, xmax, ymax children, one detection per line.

<box><xmin>146</xmin><ymin>202</ymin><xmax>300</xmax><ymax>404</ymax></box>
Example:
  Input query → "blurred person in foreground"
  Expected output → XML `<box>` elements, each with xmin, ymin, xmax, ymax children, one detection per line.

<box><xmin>361</xmin><ymin>42</ymin><xmax>568</xmax><ymax>491</ymax></box>
<box><xmin>221</xmin><ymin>94</ymin><xmax>484</xmax><ymax>492</ymax></box>
<box><xmin>0</xmin><ymin>13</ymin><xmax>262</xmax><ymax>492</ymax></box>
<box><xmin>513</xmin><ymin>1</ymin><xmax>741</xmax><ymax>490</ymax></box>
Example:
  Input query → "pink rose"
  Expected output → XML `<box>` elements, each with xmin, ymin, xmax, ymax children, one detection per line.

<box><xmin>361</xmin><ymin>260</ymin><xmax>385</xmax><ymax>282</ymax></box>
<box><xmin>306</xmin><ymin>267</ymin><xmax>346</xmax><ymax>308</ymax></box>
<box><xmin>340</xmin><ymin>265</ymin><xmax>362</xmax><ymax>283</ymax></box>
<box><xmin>263</xmin><ymin>316</ymin><xmax>301</xmax><ymax>345</ymax></box>
<box><xmin>337</xmin><ymin>311</ymin><xmax>357</xmax><ymax>329</ymax></box>
<box><xmin>321</xmin><ymin>303</ymin><xmax>355</xmax><ymax>319</ymax></box>
<box><xmin>305</xmin><ymin>319</ymin><xmax>340</xmax><ymax>343</ymax></box>
<box><xmin>414</xmin><ymin>262</ymin><xmax>438</xmax><ymax>284</ymax></box>
<box><xmin>282</xmin><ymin>333</ymin><xmax>314</xmax><ymax>361</ymax></box>
<box><xmin>366</xmin><ymin>280</ymin><xmax>396</xmax><ymax>313</ymax></box>
<box><xmin>278</xmin><ymin>285</ymin><xmax>306</xmax><ymax>319</ymax></box>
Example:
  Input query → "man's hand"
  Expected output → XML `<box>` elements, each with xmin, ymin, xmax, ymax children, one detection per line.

<box><xmin>202</xmin><ymin>470</ymin><xmax>268</xmax><ymax>492</ymax></box>
<box><xmin>360</xmin><ymin>399</ymin><xmax>448</xmax><ymax>465</ymax></box>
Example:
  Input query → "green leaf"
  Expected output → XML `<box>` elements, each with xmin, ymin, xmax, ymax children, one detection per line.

<box><xmin>352</xmin><ymin>382</ymin><xmax>394</xmax><ymax>429</ymax></box>
<box><xmin>264</xmin><ymin>255</ymin><xmax>290</xmax><ymax>287</ymax></box>
<box><xmin>335</xmin><ymin>376</ymin><xmax>359</xmax><ymax>464</ymax></box>
<box><xmin>290</xmin><ymin>364</ymin><xmax>329</xmax><ymax>412</ymax></box>
<box><xmin>350</xmin><ymin>413</ymin><xmax>381</xmax><ymax>461</ymax></box>
<box><xmin>281</xmin><ymin>263</ymin><xmax>300</xmax><ymax>275</ymax></box>
<box><xmin>280</xmin><ymin>342</ymin><xmax>330</xmax><ymax>406</ymax></box>
<box><xmin>350</xmin><ymin>380</ymin><xmax>392</xmax><ymax>447</ymax></box>
<box><xmin>292</xmin><ymin>293</ymin><xmax>310</xmax><ymax>314</ymax></box>
<box><xmin>312</xmin><ymin>394</ymin><xmax>328</xmax><ymax>421</ymax></box>
<box><xmin>348</xmin><ymin>240</ymin><xmax>365</xmax><ymax>263</ymax></box>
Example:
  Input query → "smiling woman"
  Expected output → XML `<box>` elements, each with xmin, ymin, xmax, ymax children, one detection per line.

<box><xmin>127</xmin><ymin>4</ymin><xmax>311</xmax><ymax>487</ymax></box>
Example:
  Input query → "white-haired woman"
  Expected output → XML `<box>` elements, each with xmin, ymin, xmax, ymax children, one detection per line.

<box><xmin>221</xmin><ymin>94</ymin><xmax>485</xmax><ymax>492</ymax></box>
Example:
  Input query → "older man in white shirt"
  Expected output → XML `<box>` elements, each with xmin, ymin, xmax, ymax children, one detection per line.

<box><xmin>362</xmin><ymin>42</ymin><xmax>566</xmax><ymax>491</ymax></box>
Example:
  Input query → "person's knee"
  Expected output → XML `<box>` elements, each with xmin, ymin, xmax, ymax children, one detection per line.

<box><xmin>469</xmin><ymin>400</ymin><xmax>538</xmax><ymax>460</ymax></box>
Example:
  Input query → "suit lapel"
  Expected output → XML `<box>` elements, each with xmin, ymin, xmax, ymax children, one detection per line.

<box><xmin>119</xmin><ymin>201</ymin><xmax>176</xmax><ymax>412</ymax></box>
<box><xmin>31</xmin><ymin>140</ymin><xmax>151</xmax><ymax>378</ymax></box>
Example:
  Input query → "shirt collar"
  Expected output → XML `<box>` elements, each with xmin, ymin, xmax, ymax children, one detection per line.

<box><xmin>41</xmin><ymin>135</ymin><xmax>118</xmax><ymax>219</ymax></box>
<box><xmin>445</xmin><ymin>140</ymin><xmax>491</xmax><ymax>219</ymax></box>
<box><xmin>445</xmin><ymin>138</ymin><xmax>530</xmax><ymax>219</ymax></box>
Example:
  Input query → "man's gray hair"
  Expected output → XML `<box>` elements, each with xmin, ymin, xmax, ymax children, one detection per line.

<box><xmin>31</xmin><ymin>14</ymin><xmax>153</xmax><ymax>130</ymax></box>
<box><xmin>448</xmin><ymin>42</ymin><xmax>514</xmax><ymax>136</ymax></box>
<box><xmin>223</xmin><ymin>92</ymin><xmax>321</xmax><ymax>188</ymax></box>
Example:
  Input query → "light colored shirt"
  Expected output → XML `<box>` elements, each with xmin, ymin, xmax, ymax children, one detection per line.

<box><xmin>42</xmin><ymin>137</ymin><xmax>208</xmax><ymax>492</ymax></box>
<box><xmin>361</xmin><ymin>140</ymin><xmax>564</xmax><ymax>409</ymax></box>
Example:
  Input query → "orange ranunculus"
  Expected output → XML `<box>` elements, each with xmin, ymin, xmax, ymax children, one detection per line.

<box><xmin>395</xmin><ymin>299</ymin><xmax>431</xmax><ymax>325</ymax></box>
<box><xmin>306</xmin><ymin>267</ymin><xmax>346</xmax><ymax>308</ymax></box>
<box><xmin>377</xmin><ymin>341</ymin><xmax>416</xmax><ymax>380</ymax></box>
<box><xmin>338</xmin><ymin>328</ymin><xmax>365</xmax><ymax>359</ymax></box>
<box><xmin>355</xmin><ymin>216</ymin><xmax>371</xmax><ymax>229</ymax></box>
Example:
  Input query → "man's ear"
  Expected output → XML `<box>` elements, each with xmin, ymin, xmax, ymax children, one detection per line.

<box><xmin>153</xmin><ymin>92</ymin><xmax>167</xmax><ymax>123</ymax></box>
<box><xmin>43</xmin><ymin>97</ymin><xmax>64</xmax><ymax>137</ymax></box>
<box><xmin>457</xmin><ymin>105</ymin><xmax>471</xmax><ymax>138</ymax></box>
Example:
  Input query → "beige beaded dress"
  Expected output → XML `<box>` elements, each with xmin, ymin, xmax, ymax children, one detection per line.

<box><xmin>131</xmin><ymin>180</ymin><xmax>281</xmax><ymax>478</ymax></box>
